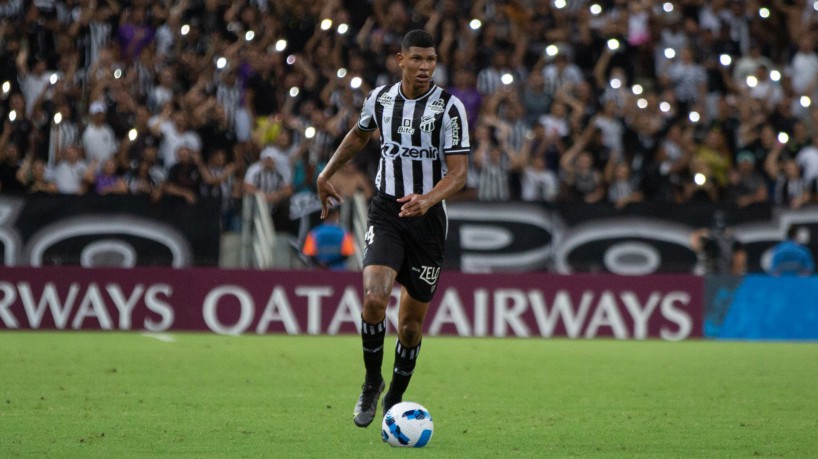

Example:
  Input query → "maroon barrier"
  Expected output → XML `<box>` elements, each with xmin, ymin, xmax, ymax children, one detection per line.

<box><xmin>0</xmin><ymin>267</ymin><xmax>703</xmax><ymax>339</ymax></box>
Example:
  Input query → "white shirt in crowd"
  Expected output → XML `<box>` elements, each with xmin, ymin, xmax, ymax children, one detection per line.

<box><xmin>257</xmin><ymin>144</ymin><xmax>295</xmax><ymax>184</ymax></box>
<box><xmin>47</xmin><ymin>160</ymin><xmax>88</xmax><ymax>194</ymax></box>
<box><xmin>521</xmin><ymin>168</ymin><xmax>559</xmax><ymax>202</ymax></box>
<box><xmin>19</xmin><ymin>72</ymin><xmax>51</xmax><ymax>117</ymax></box>
<box><xmin>153</xmin><ymin>118</ymin><xmax>201</xmax><ymax>171</ymax></box>
<box><xmin>796</xmin><ymin>144</ymin><xmax>818</xmax><ymax>183</ymax></box>
<box><xmin>81</xmin><ymin>123</ymin><xmax>118</xmax><ymax>164</ymax></box>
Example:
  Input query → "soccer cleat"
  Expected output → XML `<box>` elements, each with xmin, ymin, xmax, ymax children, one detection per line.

<box><xmin>353</xmin><ymin>379</ymin><xmax>385</xmax><ymax>427</ymax></box>
<box><xmin>381</xmin><ymin>390</ymin><xmax>401</xmax><ymax>417</ymax></box>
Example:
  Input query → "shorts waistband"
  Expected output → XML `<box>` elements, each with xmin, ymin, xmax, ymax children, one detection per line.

<box><xmin>376</xmin><ymin>192</ymin><xmax>399</xmax><ymax>202</ymax></box>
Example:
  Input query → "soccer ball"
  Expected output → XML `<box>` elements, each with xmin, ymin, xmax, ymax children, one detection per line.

<box><xmin>381</xmin><ymin>401</ymin><xmax>434</xmax><ymax>447</ymax></box>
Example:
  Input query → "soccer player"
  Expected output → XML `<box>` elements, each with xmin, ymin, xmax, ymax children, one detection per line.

<box><xmin>315</xmin><ymin>29</ymin><xmax>471</xmax><ymax>428</ymax></box>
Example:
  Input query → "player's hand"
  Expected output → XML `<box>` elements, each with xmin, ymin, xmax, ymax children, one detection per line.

<box><xmin>316</xmin><ymin>174</ymin><xmax>341</xmax><ymax>219</ymax></box>
<box><xmin>397</xmin><ymin>194</ymin><xmax>430</xmax><ymax>217</ymax></box>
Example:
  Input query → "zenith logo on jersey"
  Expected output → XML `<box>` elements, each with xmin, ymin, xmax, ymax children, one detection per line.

<box><xmin>382</xmin><ymin>142</ymin><xmax>439</xmax><ymax>159</ymax></box>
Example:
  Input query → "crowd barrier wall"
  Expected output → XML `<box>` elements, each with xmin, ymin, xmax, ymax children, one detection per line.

<box><xmin>1</xmin><ymin>267</ymin><xmax>814</xmax><ymax>340</ymax></box>
<box><xmin>4</xmin><ymin>195</ymin><xmax>818</xmax><ymax>276</ymax></box>
<box><xmin>2</xmin><ymin>267</ymin><xmax>702</xmax><ymax>339</ymax></box>
<box><xmin>1</xmin><ymin>193</ymin><xmax>816</xmax><ymax>340</ymax></box>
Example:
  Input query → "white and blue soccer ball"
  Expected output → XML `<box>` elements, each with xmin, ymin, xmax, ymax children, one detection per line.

<box><xmin>381</xmin><ymin>401</ymin><xmax>434</xmax><ymax>447</ymax></box>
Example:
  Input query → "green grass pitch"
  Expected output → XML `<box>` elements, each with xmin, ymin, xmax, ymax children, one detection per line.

<box><xmin>1</xmin><ymin>332</ymin><xmax>816</xmax><ymax>458</ymax></box>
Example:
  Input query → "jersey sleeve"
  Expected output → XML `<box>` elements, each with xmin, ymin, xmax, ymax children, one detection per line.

<box><xmin>356</xmin><ymin>88</ymin><xmax>380</xmax><ymax>132</ymax></box>
<box><xmin>442</xmin><ymin>96</ymin><xmax>471</xmax><ymax>155</ymax></box>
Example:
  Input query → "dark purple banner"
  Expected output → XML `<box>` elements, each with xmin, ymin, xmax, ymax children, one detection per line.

<box><xmin>0</xmin><ymin>267</ymin><xmax>703</xmax><ymax>339</ymax></box>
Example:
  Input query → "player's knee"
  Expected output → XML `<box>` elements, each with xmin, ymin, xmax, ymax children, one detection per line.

<box><xmin>399</xmin><ymin>322</ymin><xmax>422</xmax><ymax>347</ymax></box>
<box><xmin>363</xmin><ymin>288</ymin><xmax>390</xmax><ymax>313</ymax></box>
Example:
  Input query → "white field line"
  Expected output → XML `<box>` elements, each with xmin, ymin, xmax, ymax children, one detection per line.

<box><xmin>140</xmin><ymin>332</ymin><xmax>176</xmax><ymax>343</ymax></box>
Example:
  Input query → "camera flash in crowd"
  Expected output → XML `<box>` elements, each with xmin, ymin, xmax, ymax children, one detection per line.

<box><xmin>662</xmin><ymin>2</ymin><xmax>674</xmax><ymax>12</ymax></box>
<box><xmin>770</xmin><ymin>69</ymin><xmax>781</xmax><ymax>81</ymax></box>
<box><xmin>180</xmin><ymin>24</ymin><xmax>190</xmax><ymax>36</ymax></box>
<box><xmin>53</xmin><ymin>112</ymin><xmax>62</xmax><ymax>125</ymax></box>
<box><xmin>275</xmin><ymin>39</ymin><xmax>287</xmax><ymax>52</ymax></box>
<box><xmin>304</xmin><ymin>126</ymin><xmax>316</xmax><ymax>139</ymax></box>
<box><xmin>50</xmin><ymin>73</ymin><xmax>59</xmax><ymax>85</ymax></box>
<box><xmin>609</xmin><ymin>78</ymin><xmax>621</xmax><ymax>89</ymax></box>
<box><xmin>320</xmin><ymin>19</ymin><xmax>332</xmax><ymax>31</ymax></box>
<box><xmin>245</xmin><ymin>30</ymin><xmax>255</xmax><ymax>42</ymax></box>
<box><xmin>554</xmin><ymin>0</ymin><xmax>567</xmax><ymax>9</ymax></box>
<box><xmin>631</xmin><ymin>84</ymin><xmax>643</xmax><ymax>95</ymax></box>
<box><xmin>694</xmin><ymin>173</ymin><xmax>707</xmax><ymax>186</ymax></box>
<box><xmin>286</xmin><ymin>55</ymin><xmax>296</xmax><ymax>65</ymax></box>
<box><xmin>637</xmin><ymin>98</ymin><xmax>648</xmax><ymax>109</ymax></box>
<box><xmin>1</xmin><ymin>81</ymin><xmax>9</xmax><ymax>94</ymax></box>
<box><xmin>719</xmin><ymin>54</ymin><xmax>732</xmax><ymax>66</ymax></box>
<box><xmin>128</xmin><ymin>129</ymin><xmax>138</xmax><ymax>141</ymax></box>
<box><xmin>350</xmin><ymin>76</ymin><xmax>362</xmax><ymax>89</ymax></box>
<box><xmin>289</xmin><ymin>87</ymin><xmax>300</xmax><ymax>98</ymax></box>
<box><xmin>800</xmin><ymin>96</ymin><xmax>812</xmax><ymax>108</ymax></box>
<box><xmin>337</xmin><ymin>23</ymin><xmax>349</xmax><ymax>35</ymax></box>
<box><xmin>469</xmin><ymin>19</ymin><xmax>482</xmax><ymax>30</ymax></box>
<box><xmin>746</xmin><ymin>75</ymin><xmax>758</xmax><ymax>88</ymax></box>
<box><xmin>501</xmin><ymin>73</ymin><xmax>514</xmax><ymax>85</ymax></box>
<box><xmin>8</xmin><ymin>110</ymin><xmax>16</xmax><ymax>122</ymax></box>
<box><xmin>607</xmin><ymin>39</ymin><xmax>620</xmax><ymax>51</ymax></box>
<box><xmin>659</xmin><ymin>101</ymin><xmax>671</xmax><ymax>113</ymax></box>
<box><xmin>689</xmin><ymin>111</ymin><xmax>700</xmax><ymax>123</ymax></box>
<box><xmin>590</xmin><ymin>4</ymin><xmax>602</xmax><ymax>15</ymax></box>
<box><xmin>114</xmin><ymin>69</ymin><xmax>122</xmax><ymax>79</ymax></box>
<box><xmin>778</xmin><ymin>132</ymin><xmax>789</xmax><ymax>144</ymax></box>
<box><xmin>759</xmin><ymin>7</ymin><xmax>770</xmax><ymax>18</ymax></box>
<box><xmin>664</xmin><ymin>48</ymin><xmax>676</xmax><ymax>59</ymax></box>
<box><xmin>545</xmin><ymin>44</ymin><xmax>559</xmax><ymax>57</ymax></box>
<box><xmin>216</xmin><ymin>57</ymin><xmax>227</xmax><ymax>69</ymax></box>
<box><xmin>337</xmin><ymin>68</ymin><xmax>347</xmax><ymax>78</ymax></box>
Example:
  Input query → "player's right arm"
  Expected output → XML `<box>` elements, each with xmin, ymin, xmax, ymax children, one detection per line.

<box><xmin>316</xmin><ymin>125</ymin><xmax>373</xmax><ymax>218</ymax></box>
<box><xmin>317</xmin><ymin>86</ymin><xmax>382</xmax><ymax>218</ymax></box>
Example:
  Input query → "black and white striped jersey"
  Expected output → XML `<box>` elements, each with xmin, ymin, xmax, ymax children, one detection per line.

<box><xmin>357</xmin><ymin>82</ymin><xmax>470</xmax><ymax>198</ymax></box>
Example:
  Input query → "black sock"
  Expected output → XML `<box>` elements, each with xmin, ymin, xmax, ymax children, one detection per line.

<box><xmin>361</xmin><ymin>317</ymin><xmax>385</xmax><ymax>384</ymax></box>
<box><xmin>389</xmin><ymin>339</ymin><xmax>421</xmax><ymax>399</ymax></box>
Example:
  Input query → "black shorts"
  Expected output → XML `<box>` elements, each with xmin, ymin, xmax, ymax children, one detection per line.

<box><xmin>363</xmin><ymin>193</ymin><xmax>447</xmax><ymax>303</ymax></box>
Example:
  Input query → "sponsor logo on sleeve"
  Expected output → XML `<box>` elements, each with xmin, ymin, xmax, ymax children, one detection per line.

<box><xmin>450</xmin><ymin>116</ymin><xmax>460</xmax><ymax>147</ymax></box>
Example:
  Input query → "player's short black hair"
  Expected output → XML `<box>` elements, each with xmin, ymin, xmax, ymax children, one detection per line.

<box><xmin>401</xmin><ymin>29</ymin><xmax>435</xmax><ymax>51</ymax></box>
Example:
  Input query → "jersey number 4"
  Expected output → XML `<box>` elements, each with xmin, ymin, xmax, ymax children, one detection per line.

<box><xmin>364</xmin><ymin>225</ymin><xmax>375</xmax><ymax>246</ymax></box>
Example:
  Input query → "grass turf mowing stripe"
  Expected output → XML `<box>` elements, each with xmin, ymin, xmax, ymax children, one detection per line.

<box><xmin>1</xmin><ymin>332</ymin><xmax>816</xmax><ymax>457</ymax></box>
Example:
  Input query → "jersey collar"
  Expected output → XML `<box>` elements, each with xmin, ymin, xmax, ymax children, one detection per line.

<box><xmin>398</xmin><ymin>83</ymin><xmax>437</xmax><ymax>101</ymax></box>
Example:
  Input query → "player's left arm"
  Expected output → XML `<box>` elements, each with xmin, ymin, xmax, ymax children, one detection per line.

<box><xmin>398</xmin><ymin>153</ymin><xmax>467</xmax><ymax>217</ymax></box>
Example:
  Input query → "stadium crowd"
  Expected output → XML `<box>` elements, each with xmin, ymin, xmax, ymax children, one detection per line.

<box><xmin>1</xmin><ymin>0</ymin><xmax>818</xmax><ymax>232</ymax></box>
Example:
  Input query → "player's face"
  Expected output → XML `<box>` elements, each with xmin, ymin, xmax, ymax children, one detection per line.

<box><xmin>398</xmin><ymin>46</ymin><xmax>437</xmax><ymax>96</ymax></box>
